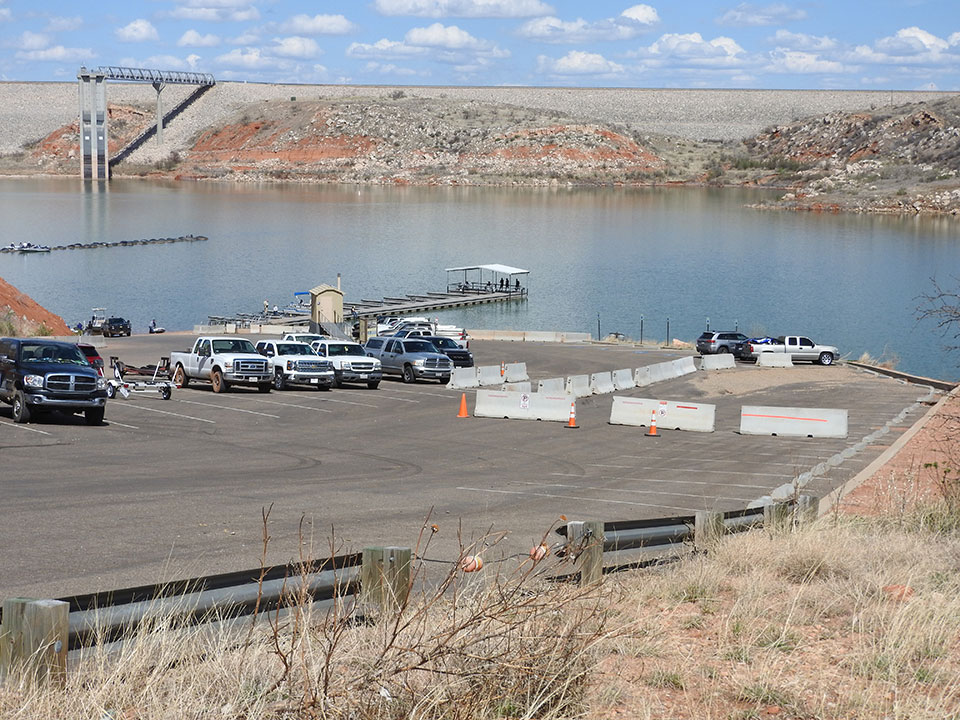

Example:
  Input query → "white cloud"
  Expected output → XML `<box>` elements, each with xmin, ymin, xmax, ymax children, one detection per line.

<box><xmin>229</xmin><ymin>30</ymin><xmax>260</xmax><ymax>44</ymax></box>
<box><xmin>950</xmin><ymin>32</ymin><xmax>960</xmax><ymax>47</ymax></box>
<box><xmin>766</xmin><ymin>49</ymin><xmax>847</xmax><ymax>74</ymax></box>
<box><xmin>717</xmin><ymin>3</ymin><xmax>805</xmax><ymax>27</ymax></box>
<box><xmin>769</xmin><ymin>30</ymin><xmax>837</xmax><ymax>52</ymax></box>
<box><xmin>16</xmin><ymin>45</ymin><xmax>94</xmax><ymax>61</ymax></box>
<box><xmin>178</xmin><ymin>29</ymin><xmax>221</xmax><ymax>47</ymax></box>
<box><xmin>215</xmin><ymin>47</ymin><xmax>288</xmax><ymax>69</ymax></box>
<box><xmin>875</xmin><ymin>26</ymin><xmax>948</xmax><ymax>55</ymax></box>
<box><xmin>186</xmin><ymin>53</ymin><xmax>202</xmax><ymax>69</ymax></box>
<box><xmin>374</xmin><ymin>0</ymin><xmax>552</xmax><ymax>18</ymax></box>
<box><xmin>405</xmin><ymin>22</ymin><xmax>488</xmax><ymax>49</ymax></box>
<box><xmin>271</xmin><ymin>36</ymin><xmax>321</xmax><ymax>58</ymax></box>
<box><xmin>45</xmin><ymin>16</ymin><xmax>82</xmax><ymax>32</ymax></box>
<box><xmin>365</xmin><ymin>61</ymin><xmax>419</xmax><ymax>76</ymax></box>
<box><xmin>637</xmin><ymin>32</ymin><xmax>746</xmax><ymax>66</ymax></box>
<box><xmin>279</xmin><ymin>14</ymin><xmax>356</xmax><ymax>35</ymax></box>
<box><xmin>0</xmin><ymin>8</ymin><xmax>11</xmax><ymax>22</ymax></box>
<box><xmin>536</xmin><ymin>50</ymin><xmax>624</xmax><ymax>75</ymax></box>
<box><xmin>346</xmin><ymin>38</ymin><xmax>429</xmax><ymax>58</ymax></box>
<box><xmin>115</xmin><ymin>19</ymin><xmax>159</xmax><ymax>43</ymax></box>
<box><xmin>518</xmin><ymin>6</ymin><xmax>659</xmax><ymax>44</ymax></box>
<box><xmin>847</xmin><ymin>28</ymin><xmax>958</xmax><ymax>67</ymax></box>
<box><xmin>170</xmin><ymin>2</ymin><xmax>259</xmax><ymax>22</ymax></box>
<box><xmin>16</xmin><ymin>31</ymin><xmax>51</xmax><ymax>51</ymax></box>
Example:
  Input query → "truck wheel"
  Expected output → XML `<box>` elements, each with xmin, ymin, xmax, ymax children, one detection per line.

<box><xmin>12</xmin><ymin>391</ymin><xmax>31</xmax><ymax>424</ymax></box>
<box><xmin>211</xmin><ymin>368</ymin><xmax>226</xmax><ymax>393</ymax></box>
<box><xmin>105</xmin><ymin>383</ymin><xmax>116</xmax><ymax>399</ymax></box>
<box><xmin>818</xmin><ymin>352</ymin><xmax>834</xmax><ymax>366</ymax></box>
<box><xmin>333</xmin><ymin>371</ymin><xmax>343</xmax><ymax>389</ymax></box>
<box><xmin>274</xmin><ymin>371</ymin><xmax>286</xmax><ymax>391</ymax></box>
<box><xmin>258</xmin><ymin>383</ymin><xmax>271</xmax><ymax>393</ymax></box>
<box><xmin>173</xmin><ymin>365</ymin><xmax>189</xmax><ymax>388</ymax></box>
<box><xmin>367</xmin><ymin>381</ymin><xmax>380</xmax><ymax>389</ymax></box>
<box><xmin>402</xmin><ymin>365</ymin><xmax>416</xmax><ymax>384</ymax></box>
<box><xmin>85</xmin><ymin>407</ymin><xmax>105</xmax><ymax>425</ymax></box>
<box><xmin>160</xmin><ymin>386</ymin><xmax>172</xmax><ymax>400</ymax></box>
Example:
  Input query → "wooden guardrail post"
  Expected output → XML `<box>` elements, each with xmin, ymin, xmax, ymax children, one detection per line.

<box><xmin>0</xmin><ymin>598</ymin><xmax>69</xmax><ymax>685</ymax></box>
<box><xmin>567</xmin><ymin>521</ymin><xmax>604</xmax><ymax>586</ymax></box>
<box><xmin>763</xmin><ymin>502</ymin><xmax>790</xmax><ymax>532</ymax></box>
<box><xmin>796</xmin><ymin>494</ymin><xmax>820</xmax><ymax>527</ymax></box>
<box><xmin>360</xmin><ymin>546</ymin><xmax>412</xmax><ymax>612</ymax></box>
<box><xmin>694</xmin><ymin>511</ymin><xmax>724</xmax><ymax>550</ymax></box>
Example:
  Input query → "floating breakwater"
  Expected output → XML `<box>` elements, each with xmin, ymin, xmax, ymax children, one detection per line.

<box><xmin>0</xmin><ymin>234</ymin><xmax>208</xmax><ymax>253</ymax></box>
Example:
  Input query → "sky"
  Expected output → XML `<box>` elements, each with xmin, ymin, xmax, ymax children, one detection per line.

<box><xmin>1</xmin><ymin>0</ymin><xmax>958</xmax><ymax>89</ymax></box>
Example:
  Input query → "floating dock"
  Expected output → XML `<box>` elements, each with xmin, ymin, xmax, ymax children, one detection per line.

<box><xmin>345</xmin><ymin>287</ymin><xmax>526</xmax><ymax>319</ymax></box>
<box><xmin>0</xmin><ymin>234</ymin><xmax>207</xmax><ymax>254</ymax></box>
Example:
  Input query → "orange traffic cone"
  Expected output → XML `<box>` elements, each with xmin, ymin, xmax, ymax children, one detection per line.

<box><xmin>457</xmin><ymin>393</ymin><xmax>469</xmax><ymax>418</ymax></box>
<box><xmin>645</xmin><ymin>408</ymin><xmax>660</xmax><ymax>438</ymax></box>
<box><xmin>500</xmin><ymin>361</ymin><xmax>506</xmax><ymax>378</ymax></box>
<box><xmin>565</xmin><ymin>401</ymin><xmax>579</xmax><ymax>429</ymax></box>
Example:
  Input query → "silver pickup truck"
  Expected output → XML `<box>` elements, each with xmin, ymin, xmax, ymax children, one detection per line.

<box><xmin>744</xmin><ymin>335</ymin><xmax>839</xmax><ymax>365</ymax></box>
<box><xmin>170</xmin><ymin>336</ymin><xmax>272</xmax><ymax>393</ymax></box>
<box><xmin>364</xmin><ymin>337</ymin><xmax>453</xmax><ymax>384</ymax></box>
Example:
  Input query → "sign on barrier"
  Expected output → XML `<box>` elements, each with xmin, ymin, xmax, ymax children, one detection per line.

<box><xmin>474</xmin><ymin>390</ymin><xmax>572</xmax><ymax>422</ymax></box>
<box><xmin>501</xmin><ymin>381</ymin><xmax>532</xmax><ymax>393</ymax></box>
<box><xmin>447</xmin><ymin>366</ymin><xmax>479</xmax><ymax>389</ymax></box>
<box><xmin>504</xmin><ymin>362</ymin><xmax>529</xmax><ymax>383</ymax></box>
<box><xmin>477</xmin><ymin>365</ymin><xmax>505</xmax><ymax>386</ymax></box>
<box><xmin>756</xmin><ymin>353</ymin><xmax>793</xmax><ymax>368</ymax></box>
<box><xmin>538</xmin><ymin>377</ymin><xmax>565</xmax><ymax>393</ymax></box>
<box><xmin>612</xmin><ymin>368</ymin><xmax>635</xmax><ymax>390</ymax></box>
<box><xmin>740</xmin><ymin>405</ymin><xmax>848</xmax><ymax>438</ymax></box>
<box><xmin>565</xmin><ymin>374</ymin><xmax>592</xmax><ymax>398</ymax></box>
<box><xmin>700</xmin><ymin>354</ymin><xmax>736</xmax><ymax>370</ymax></box>
<box><xmin>609</xmin><ymin>396</ymin><xmax>716</xmax><ymax>432</ymax></box>
<box><xmin>590</xmin><ymin>372</ymin><xmax>615</xmax><ymax>395</ymax></box>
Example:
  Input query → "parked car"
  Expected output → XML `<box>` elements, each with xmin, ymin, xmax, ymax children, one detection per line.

<box><xmin>743</xmin><ymin>335</ymin><xmax>840</xmax><ymax>365</ymax></box>
<box><xmin>76</xmin><ymin>343</ymin><xmax>105</xmax><ymax>376</ymax></box>
<box><xmin>255</xmin><ymin>340</ymin><xmax>334</xmax><ymax>390</ymax></box>
<box><xmin>423</xmin><ymin>335</ymin><xmax>474</xmax><ymax>367</ymax></box>
<box><xmin>0</xmin><ymin>338</ymin><xmax>108</xmax><ymax>424</ymax></box>
<box><xmin>390</xmin><ymin>328</ymin><xmax>433</xmax><ymax>339</ymax></box>
<box><xmin>169</xmin><ymin>336</ymin><xmax>272</xmax><ymax>393</ymax></box>
<box><xmin>696</xmin><ymin>331</ymin><xmax>748</xmax><ymax>355</ymax></box>
<box><xmin>281</xmin><ymin>333</ymin><xmax>327</xmax><ymax>345</ymax></box>
<box><xmin>311</xmin><ymin>339</ymin><xmax>382</xmax><ymax>389</ymax></box>
<box><xmin>365</xmin><ymin>337</ymin><xmax>453</xmax><ymax>384</ymax></box>
<box><xmin>103</xmin><ymin>316</ymin><xmax>131</xmax><ymax>337</ymax></box>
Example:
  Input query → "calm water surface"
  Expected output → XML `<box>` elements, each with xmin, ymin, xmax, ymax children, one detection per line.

<box><xmin>1</xmin><ymin>177</ymin><xmax>958</xmax><ymax>381</ymax></box>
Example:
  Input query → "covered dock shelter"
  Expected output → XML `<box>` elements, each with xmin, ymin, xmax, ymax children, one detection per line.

<box><xmin>445</xmin><ymin>264</ymin><xmax>529</xmax><ymax>295</ymax></box>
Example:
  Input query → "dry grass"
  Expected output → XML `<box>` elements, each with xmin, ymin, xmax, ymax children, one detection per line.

<box><xmin>4</xmin><ymin>508</ymin><xmax>960</xmax><ymax>719</ymax></box>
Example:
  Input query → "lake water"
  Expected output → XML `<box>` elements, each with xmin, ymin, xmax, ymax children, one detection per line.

<box><xmin>1</xmin><ymin>177</ymin><xmax>958</xmax><ymax>381</ymax></box>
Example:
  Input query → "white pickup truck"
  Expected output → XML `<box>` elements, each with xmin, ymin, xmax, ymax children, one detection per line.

<box><xmin>744</xmin><ymin>335</ymin><xmax>839</xmax><ymax>365</ymax></box>
<box><xmin>311</xmin><ymin>339</ymin><xmax>382</xmax><ymax>389</ymax></box>
<box><xmin>170</xmin><ymin>336</ymin><xmax>272</xmax><ymax>393</ymax></box>
<box><xmin>255</xmin><ymin>340</ymin><xmax>334</xmax><ymax>390</ymax></box>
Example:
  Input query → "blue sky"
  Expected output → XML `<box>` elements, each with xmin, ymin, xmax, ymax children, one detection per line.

<box><xmin>1</xmin><ymin>1</ymin><xmax>958</xmax><ymax>89</ymax></box>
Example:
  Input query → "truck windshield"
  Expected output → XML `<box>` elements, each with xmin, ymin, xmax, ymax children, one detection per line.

<box><xmin>212</xmin><ymin>339</ymin><xmax>258</xmax><ymax>354</ymax></box>
<box><xmin>277</xmin><ymin>343</ymin><xmax>316</xmax><ymax>356</ymax></box>
<box><xmin>326</xmin><ymin>343</ymin><xmax>366</xmax><ymax>356</ymax></box>
<box><xmin>20</xmin><ymin>343</ymin><xmax>88</xmax><ymax>365</ymax></box>
<box><xmin>430</xmin><ymin>337</ymin><xmax>458</xmax><ymax>349</ymax></box>
<box><xmin>403</xmin><ymin>341</ymin><xmax>437</xmax><ymax>353</ymax></box>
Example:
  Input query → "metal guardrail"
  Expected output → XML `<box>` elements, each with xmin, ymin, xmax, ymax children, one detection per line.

<box><xmin>90</xmin><ymin>66</ymin><xmax>215</xmax><ymax>86</ymax></box>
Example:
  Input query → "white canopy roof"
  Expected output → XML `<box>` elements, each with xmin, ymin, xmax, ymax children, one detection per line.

<box><xmin>445</xmin><ymin>264</ymin><xmax>529</xmax><ymax>275</ymax></box>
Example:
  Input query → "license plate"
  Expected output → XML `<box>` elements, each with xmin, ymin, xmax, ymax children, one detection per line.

<box><xmin>310</xmin><ymin>378</ymin><xmax>319</xmax><ymax>384</ymax></box>
<box><xmin>359</xmin><ymin>374</ymin><xmax>368</xmax><ymax>379</ymax></box>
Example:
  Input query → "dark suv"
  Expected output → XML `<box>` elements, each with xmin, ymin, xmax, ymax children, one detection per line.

<box><xmin>696</xmin><ymin>331</ymin><xmax>748</xmax><ymax>355</ymax></box>
<box><xmin>0</xmin><ymin>338</ymin><xmax>107</xmax><ymax>424</ymax></box>
<box><xmin>103</xmin><ymin>317</ymin><xmax>131</xmax><ymax>337</ymax></box>
<box><xmin>423</xmin><ymin>336</ymin><xmax>474</xmax><ymax>367</ymax></box>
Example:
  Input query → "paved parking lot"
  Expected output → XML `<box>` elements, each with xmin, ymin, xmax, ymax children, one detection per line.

<box><xmin>0</xmin><ymin>334</ymin><xmax>933</xmax><ymax>598</ymax></box>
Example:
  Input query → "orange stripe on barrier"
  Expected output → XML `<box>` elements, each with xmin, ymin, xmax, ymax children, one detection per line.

<box><xmin>742</xmin><ymin>413</ymin><xmax>827</xmax><ymax>422</ymax></box>
<box><xmin>676</xmin><ymin>405</ymin><xmax>698</xmax><ymax>410</ymax></box>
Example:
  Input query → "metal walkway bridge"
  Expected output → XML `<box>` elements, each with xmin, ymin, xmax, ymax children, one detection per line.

<box><xmin>77</xmin><ymin>65</ymin><xmax>215</xmax><ymax>180</ymax></box>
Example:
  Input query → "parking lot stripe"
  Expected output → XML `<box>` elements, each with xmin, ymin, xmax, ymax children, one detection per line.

<box><xmin>120</xmin><ymin>403</ymin><xmax>216</xmax><ymax>424</ymax></box>
<box><xmin>106</xmin><ymin>420</ymin><xmax>140</xmax><ymax>430</ymax></box>
<box><xmin>457</xmin><ymin>486</ymin><xmax>694</xmax><ymax>512</ymax></box>
<box><xmin>520</xmin><ymin>481</ymin><xmax>754</xmax><ymax>504</ymax></box>
<box><xmin>586</xmin><ymin>464</ymin><xmax>633</xmax><ymax>469</ymax></box>
<box><xmin>243</xmin><ymin>398</ymin><xmax>333</xmax><ymax>413</ymax></box>
<box><xmin>545</xmin><ymin>475</ymin><xmax>770</xmax><ymax>491</ymax></box>
<box><xmin>0</xmin><ymin>420</ymin><xmax>52</xmax><ymax>435</ymax></box>
<box><xmin>344</xmin><ymin>392</ymin><xmax>419</xmax><ymax>403</ymax></box>
<box><xmin>175</xmin><ymin>399</ymin><xmax>279</xmax><ymax>419</ymax></box>
<box><xmin>371</xmin><ymin>387</ymin><xmax>455</xmax><ymax>399</ymax></box>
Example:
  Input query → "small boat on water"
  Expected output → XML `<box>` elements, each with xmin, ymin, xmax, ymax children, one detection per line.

<box><xmin>13</xmin><ymin>242</ymin><xmax>51</xmax><ymax>253</ymax></box>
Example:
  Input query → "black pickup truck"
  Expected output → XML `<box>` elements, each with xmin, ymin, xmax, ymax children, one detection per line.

<box><xmin>0</xmin><ymin>338</ymin><xmax>108</xmax><ymax>424</ymax></box>
<box><xmin>103</xmin><ymin>316</ymin><xmax>131</xmax><ymax>337</ymax></box>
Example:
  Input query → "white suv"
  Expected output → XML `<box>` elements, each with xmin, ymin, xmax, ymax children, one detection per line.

<box><xmin>256</xmin><ymin>340</ymin><xmax>334</xmax><ymax>390</ymax></box>
<box><xmin>311</xmin><ymin>339</ymin><xmax>382</xmax><ymax>389</ymax></box>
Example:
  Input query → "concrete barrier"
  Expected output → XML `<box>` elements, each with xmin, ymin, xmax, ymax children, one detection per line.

<box><xmin>740</xmin><ymin>405</ymin><xmax>848</xmax><ymax>438</ymax></box>
<box><xmin>609</xmin><ymin>396</ymin><xmax>716</xmax><ymax>432</ymax></box>
<box><xmin>700</xmin><ymin>354</ymin><xmax>736</xmax><ymax>370</ymax></box>
<box><xmin>613</xmin><ymin>368</ymin><xmax>635</xmax><ymax>390</ymax></box>
<box><xmin>477</xmin><ymin>365</ymin><xmax>505</xmax><ymax>386</ymax></box>
<box><xmin>537</xmin><ymin>377</ymin><xmax>565</xmax><ymax>393</ymax></box>
<box><xmin>474</xmin><ymin>389</ymin><xmax>572</xmax><ymax>422</ymax></box>
<box><xmin>447</xmin><ymin>367</ymin><xmax>480</xmax><ymax>389</ymax></box>
<box><xmin>756</xmin><ymin>353</ymin><xmax>793</xmax><ymax>368</ymax></box>
<box><xmin>501</xmin><ymin>381</ymin><xmax>532</xmax><ymax>393</ymax></box>
<box><xmin>504</xmin><ymin>362</ymin><xmax>529</xmax><ymax>383</ymax></box>
<box><xmin>648</xmin><ymin>362</ymin><xmax>672</xmax><ymax>384</ymax></box>
<box><xmin>634</xmin><ymin>366</ymin><xmax>655</xmax><ymax>387</ymax></box>
<box><xmin>565</xmin><ymin>374</ymin><xmax>592</xmax><ymax>398</ymax></box>
<box><xmin>590</xmin><ymin>372</ymin><xmax>616</xmax><ymax>395</ymax></box>
<box><xmin>674</xmin><ymin>356</ymin><xmax>697</xmax><ymax>376</ymax></box>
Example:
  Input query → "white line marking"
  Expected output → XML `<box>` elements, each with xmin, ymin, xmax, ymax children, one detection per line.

<box><xmin>243</xmin><ymin>398</ymin><xmax>332</xmax><ymax>413</ymax></box>
<box><xmin>457</xmin><ymin>486</ymin><xmax>693</xmax><ymax>512</ymax></box>
<box><xmin>598</xmin><ymin>466</ymin><xmax>789</xmax><ymax>478</ymax></box>
<box><xmin>547</xmin><ymin>474</ymin><xmax>770</xmax><ymax>490</ymax></box>
<box><xmin>176</xmin><ymin>399</ymin><xmax>279</xmax><ymax>418</ymax></box>
<box><xmin>586</xmin><ymin>464</ymin><xmax>632</xmax><ymax>468</ymax></box>
<box><xmin>106</xmin><ymin>420</ymin><xmax>140</xmax><ymax>430</ymax></box>
<box><xmin>357</xmin><ymin>393</ymin><xmax>419</xmax><ymax>403</ymax></box>
<box><xmin>0</xmin><ymin>420</ymin><xmax>52</xmax><ymax>435</ymax></box>
<box><xmin>314</xmin><ymin>397</ymin><xmax>377</xmax><ymax>408</ymax></box>
<box><xmin>528</xmin><ymin>479</ymin><xmax>766</xmax><ymax>495</ymax></box>
<box><xmin>121</xmin><ymin>403</ymin><xmax>216</xmax><ymax>424</ymax></box>
<box><xmin>365</xmin><ymin>387</ymin><xmax>453</xmax><ymax>399</ymax></box>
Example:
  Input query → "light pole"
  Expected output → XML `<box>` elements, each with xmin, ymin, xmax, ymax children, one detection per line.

<box><xmin>640</xmin><ymin>315</ymin><xmax>644</xmax><ymax>345</ymax></box>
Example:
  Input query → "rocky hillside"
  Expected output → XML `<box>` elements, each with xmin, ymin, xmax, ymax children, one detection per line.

<box><xmin>0</xmin><ymin>277</ymin><xmax>71</xmax><ymax>336</ymax></box>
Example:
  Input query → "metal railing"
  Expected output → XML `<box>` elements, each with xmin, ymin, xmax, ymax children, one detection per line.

<box><xmin>88</xmin><ymin>66</ymin><xmax>215</xmax><ymax>86</ymax></box>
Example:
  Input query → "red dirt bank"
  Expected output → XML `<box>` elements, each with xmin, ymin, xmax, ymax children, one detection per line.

<box><xmin>0</xmin><ymin>277</ymin><xmax>71</xmax><ymax>335</ymax></box>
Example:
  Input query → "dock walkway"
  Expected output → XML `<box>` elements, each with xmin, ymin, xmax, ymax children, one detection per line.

<box><xmin>345</xmin><ymin>286</ymin><xmax>526</xmax><ymax>319</ymax></box>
